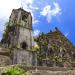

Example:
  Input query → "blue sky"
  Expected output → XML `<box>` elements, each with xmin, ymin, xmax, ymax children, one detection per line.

<box><xmin>0</xmin><ymin>0</ymin><xmax>75</xmax><ymax>45</ymax></box>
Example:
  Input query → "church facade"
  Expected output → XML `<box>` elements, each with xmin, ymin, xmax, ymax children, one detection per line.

<box><xmin>35</xmin><ymin>28</ymin><xmax>75</xmax><ymax>67</ymax></box>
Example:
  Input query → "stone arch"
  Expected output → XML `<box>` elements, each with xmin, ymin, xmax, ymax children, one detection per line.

<box><xmin>20</xmin><ymin>41</ymin><xmax>28</xmax><ymax>49</ymax></box>
<box><xmin>73</xmin><ymin>53</ymin><xmax>75</xmax><ymax>59</ymax></box>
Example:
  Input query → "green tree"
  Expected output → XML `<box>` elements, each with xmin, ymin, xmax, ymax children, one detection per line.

<box><xmin>1</xmin><ymin>22</ymin><xmax>9</xmax><ymax>44</ymax></box>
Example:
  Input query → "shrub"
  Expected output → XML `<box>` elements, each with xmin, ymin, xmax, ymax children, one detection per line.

<box><xmin>0</xmin><ymin>65</ymin><xmax>27</xmax><ymax>75</ymax></box>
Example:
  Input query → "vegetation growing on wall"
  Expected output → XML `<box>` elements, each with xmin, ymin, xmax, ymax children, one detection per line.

<box><xmin>34</xmin><ymin>31</ymin><xmax>73</xmax><ymax>67</ymax></box>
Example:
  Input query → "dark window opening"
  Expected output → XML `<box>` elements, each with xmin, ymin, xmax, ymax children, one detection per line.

<box><xmin>22</xmin><ymin>15</ymin><xmax>27</xmax><ymax>21</ymax></box>
<box><xmin>21</xmin><ymin>41</ymin><xmax>27</xmax><ymax>49</ymax></box>
<box><xmin>8</xmin><ymin>26</ymin><xmax>15</xmax><ymax>32</ymax></box>
<box><xmin>73</xmin><ymin>54</ymin><xmax>75</xmax><ymax>59</ymax></box>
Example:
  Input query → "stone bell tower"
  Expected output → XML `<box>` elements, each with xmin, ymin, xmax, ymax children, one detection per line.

<box><xmin>8</xmin><ymin>8</ymin><xmax>32</xmax><ymax>50</ymax></box>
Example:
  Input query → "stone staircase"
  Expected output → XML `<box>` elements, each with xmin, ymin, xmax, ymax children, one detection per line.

<box><xmin>0</xmin><ymin>65</ymin><xmax>75</xmax><ymax>75</ymax></box>
<box><xmin>29</xmin><ymin>70</ymin><xmax>75</xmax><ymax>75</ymax></box>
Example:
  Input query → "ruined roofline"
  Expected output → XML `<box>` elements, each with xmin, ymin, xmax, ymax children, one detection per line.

<box><xmin>47</xmin><ymin>27</ymin><xmax>62</xmax><ymax>35</ymax></box>
<box><xmin>9</xmin><ymin>8</ymin><xmax>32</xmax><ymax>21</ymax></box>
<box><xmin>12</xmin><ymin>8</ymin><xmax>31</xmax><ymax>15</ymax></box>
<box><xmin>47</xmin><ymin>27</ymin><xmax>75</xmax><ymax>47</ymax></box>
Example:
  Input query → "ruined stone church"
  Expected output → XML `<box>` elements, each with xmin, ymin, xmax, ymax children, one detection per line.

<box><xmin>35</xmin><ymin>28</ymin><xmax>75</xmax><ymax>67</ymax></box>
<box><xmin>0</xmin><ymin>8</ymin><xmax>75</xmax><ymax>67</ymax></box>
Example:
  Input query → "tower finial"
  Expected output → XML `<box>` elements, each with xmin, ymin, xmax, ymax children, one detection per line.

<box><xmin>20</xmin><ymin>0</ymin><xmax>23</xmax><ymax>9</ymax></box>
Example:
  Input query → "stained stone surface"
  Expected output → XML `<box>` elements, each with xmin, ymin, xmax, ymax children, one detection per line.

<box><xmin>0</xmin><ymin>47</ymin><xmax>12</xmax><ymax>66</ymax></box>
<box><xmin>32</xmin><ymin>73</ymin><xmax>41</xmax><ymax>75</ymax></box>
<box><xmin>5</xmin><ymin>8</ymin><xmax>33</xmax><ymax>50</ymax></box>
<box><xmin>0</xmin><ymin>47</ymin><xmax>10</xmax><ymax>53</ymax></box>
<box><xmin>0</xmin><ymin>55</ymin><xmax>12</xmax><ymax>66</ymax></box>
<box><xmin>28</xmin><ymin>70</ymin><xmax>75</xmax><ymax>75</ymax></box>
<box><xmin>13</xmin><ymin>49</ymin><xmax>33</xmax><ymax>66</ymax></box>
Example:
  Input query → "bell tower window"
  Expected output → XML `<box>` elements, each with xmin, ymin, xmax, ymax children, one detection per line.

<box><xmin>21</xmin><ymin>15</ymin><xmax>28</xmax><ymax>27</ymax></box>
<box><xmin>21</xmin><ymin>41</ymin><xmax>28</xmax><ymax>49</ymax></box>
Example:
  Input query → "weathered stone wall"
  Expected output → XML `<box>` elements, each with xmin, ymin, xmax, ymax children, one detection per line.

<box><xmin>0</xmin><ymin>47</ymin><xmax>12</xmax><ymax>66</ymax></box>
<box><xmin>6</xmin><ymin>8</ymin><xmax>33</xmax><ymax>50</ymax></box>
<box><xmin>13</xmin><ymin>49</ymin><xmax>33</xmax><ymax>66</ymax></box>
<box><xmin>0</xmin><ymin>55</ymin><xmax>12</xmax><ymax>66</ymax></box>
<box><xmin>18</xmin><ymin>27</ymin><xmax>32</xmax><ymax>50</ymax></box>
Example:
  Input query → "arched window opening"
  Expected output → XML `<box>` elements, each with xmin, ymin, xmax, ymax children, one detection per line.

<box><xmin>21</xmin><ymin>41</ymin><xmax>27</xmax><ymax>49</ymax></box>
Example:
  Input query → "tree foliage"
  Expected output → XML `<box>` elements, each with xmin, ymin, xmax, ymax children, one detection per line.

<box><xmin>1</xmin><ymin>22</ymin><xmax>9</xmax><ymax>44</ymax></box>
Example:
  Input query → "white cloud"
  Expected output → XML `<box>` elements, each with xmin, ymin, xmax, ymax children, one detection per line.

<box><xmin>21</xmin><ymin>0</ymin><xmax>33</xmax><ymax>10</ymax></box>
<box><xmin>52</xmin><ymin>3</ymin><xmax>61</xmax><ymax>16</ymax></box>
<box><xmin>29</xmin><ymin>6</ymin><xmax>39</xmax><ymax>10</ymax></box>
<box><xmin>23</xmin><ymin>0</ymin><xmax>33</xmax><ymax>5</ymax></box>
<box><xmin>33</xmin><ymin>29</ymin><xmax>40</xmax><ymax>37</ymax></box>
<box><xmin>0</xmin><ymin>0</ymin><xmax>21</xmax><ymax>19</ymax></box>
<box><xmin>33</xmin><ymin>20</ymin><xmax>39</xmax><ymax>24</ymax></box>
<box><xmin>21</xmin><ymin>0</ymin><xmax>38</xmax><ymax>10</ymax></box>
<box><xmin>40</xmin><ymin>2</ymin><xmax>61</xmax><ymax>23</ymax></box>
<box><xmin>65</xmin><ymin>32</ymin><xmax>69</xmax><ymax>37</ymax></box>
<box><xmin>40</xmin><ymin>5</ymin><xmax>51</xmax><ymax>16</ymax></box>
